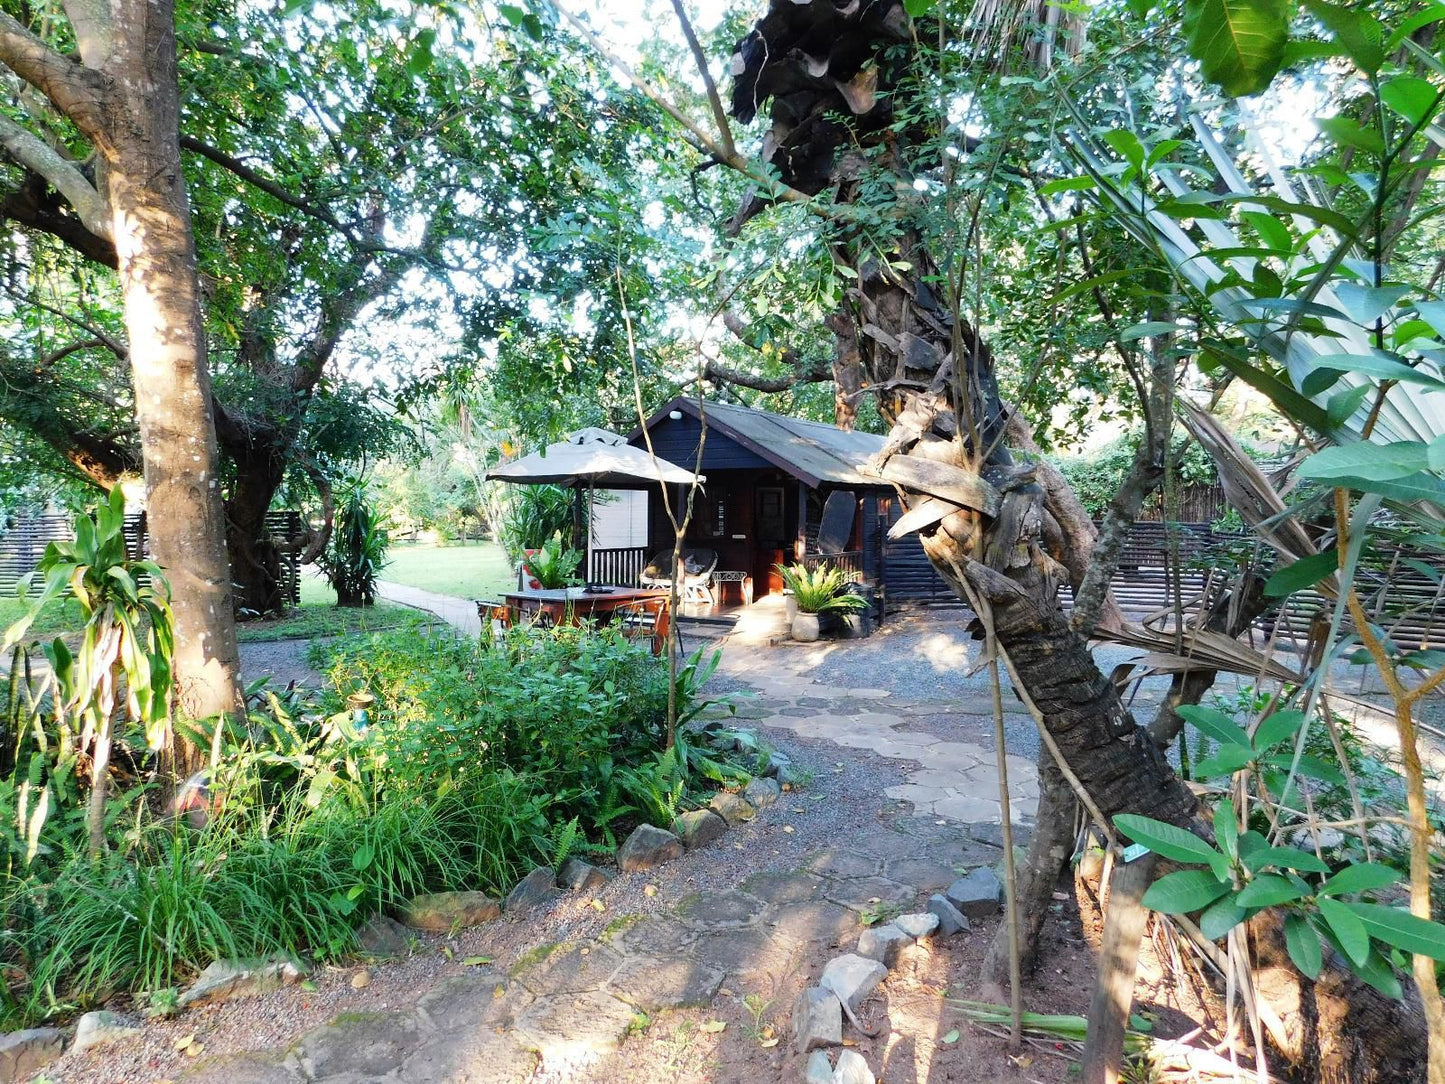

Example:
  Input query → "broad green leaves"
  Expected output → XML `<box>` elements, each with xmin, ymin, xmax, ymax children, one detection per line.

<box><xmin>1183</xmin><ymin>0</ymin><xmax>1290</xmax><ymax>96</ymax></box>
<box><xmin>1116</xmin><ymin>796</ymin><xmax>1444</xmax><ymax>998</ymax></box>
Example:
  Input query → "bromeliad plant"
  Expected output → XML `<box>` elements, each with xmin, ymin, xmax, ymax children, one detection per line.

<box><xmin>776</xmin><ymin>562</ymin><xmax>868</xmax><ymax>614</ymax></box>
<box><xmin>3</xmin><ymin>489</ymin><xmax>174</xmax><ymax>858</ymax></box>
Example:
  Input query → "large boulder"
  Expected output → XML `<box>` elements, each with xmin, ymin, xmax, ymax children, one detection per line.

<box><xmin>708</xmin><ymin>791</ymin><xmax>756</xmax><ymax>826</ymax></box>
<box><xmin>398</xmin><ymin>891</ymin><xmax>501</xmax><ymax>932</ymax></box>
<box><xmin>742</xmin><ymin>776</ymin><xmax>782</xmax><ymax>810</ymax></box>
<box><xmin>617</xmin><ymin>824</ymin><xmax>684</xmax><ymax>872</ymax></box>
<box><xmin>856</xmin><ymin>923</ymin><xmax>910</xmax><ymax>968</ymax></box>
<box><xmin>926</xmin><ymin>894</ymin><xmax>970</xmax><ymax>936</ymax></box>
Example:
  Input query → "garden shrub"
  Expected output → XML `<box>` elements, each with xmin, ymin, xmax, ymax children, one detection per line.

<box><xmin>0</xmin><ymin>617</ymin><xmax>742</xmax><ymax>1028</ymax></box>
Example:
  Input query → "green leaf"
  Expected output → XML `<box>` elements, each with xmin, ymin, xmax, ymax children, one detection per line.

<box><xmin>1308</xmin><ymin>352</ymin><xmax>1445</xmax><ymax>390</ymax></box>
<box><xmin>1327</xmin><ymin>384</ymin><xmax>1373</xmax><ymax>427</ymax></box>
<box><xmin>1349</xmin><ymin>947</ymin><xmax>1404</xmax><ymax>998</ymax></box>
<box><xmin>1115</xmin><ymin>814</ymin><xmax>1228</xmax><ymax>878</ymax></box>
<box><xmin>1299</xmin><ymin>442</ymin><xmax>1432</xmax><ymax>482</ymax></box>
<box><xmin>1215</xmin><ymin>798</ymin><xmax>1238</xmax><ymax>859</ymax></box>
<box><xmin>1200</xmin><ymin>347</ymin><xmax>1333</xmax><ymax>433</ymax></box>
<box><xmin>1241</xmin><ymin>210</ymin><xmax>1293</xmax><ymax>252</ymax></box>
<box><xmin>1319</xmin><ymin>897</ymin><xmax>1371</xmax><ymax>964</ymax></box>
<box><xmin>1183</xmin><ymin>0</ymin><xmax>1290</xmax><ymax>96</ymax></box>
<box><xmin>1122</xmin><ymin>320</ymin><xmax>1178</xmax><ymax>341</ymax></box>
<box><xmin>903</xmin><ymin>0</ymin><xmax>938</xmax><ymax>14</ymax></box>
<box><xmin>1199</xmin><ymin>893</ymin><xmax>1249</xmax><ymax>940</ymax></box>
<box><xmin>1103</xmin><ymin>130</ymin><xmax>1146</xmax><ymax>171</ymax></box>
<box><xmin>1320</xmin><ymin>863</ymin><xmax>1401</xmax><ymax>898</ymax></box>
<box><xmin>1142</xmin><ymin>870</ymin><xmax>1233</xmax><ymax>914</ymax></box>
<box><xmin>1285</xmin><ymin>913</ymin><xmax>1323</xmax><ymax>979</ymax></box>
<box><xmin>1264</xmin><ymin>554</ymin><xmax>1337</xmax><ymax>597</ymax></box>
<box><xmin>1262</xmin><ymin>752</ymin><xmax>1347</xmax><ymax>786</ymax></box>
<box><xmin>1238</xmin><ymin>873</ymin><xmax>1306</xmax><ymax>908</ymax></box>
<box><xmin>1177</xmin><ymin>705</ymin><xmax>1251</xmax><ymax>747</ymax></box>
<box><xmin>1304</xmin><ymin>0</ymin><xmax>1386</xmax><ymax>74</ymax></box>
<box><xmin>1327</xmin><ymin>472</ymin><xmax>1445</xmax><ymax>505</ymax></box>
<box><xmin>1253</xmin><ymin>710</ymin><xmax>1307</xmax><ymax>751</ymax></box>
<box><xmin>1380</xmin><ymin>76</ymin><xmax>1442</xmax><ymax>126</ymax></box>
<box><xmin>1242</xmin><ymin>845</ymin><xmax>1333</xmax><ymax>875</ymax></box>
<box><xmin>1039</xmin><ymin>176</ymin><xmax>1096</xmax><ymax>197</ymax></box>
<box><xmin>1192</xmin><ymin>744</ymin><xmax>1257</xmax><ymax>777</ymax></box>
<box><xmin>1345</xmin><ymin>903</ymin><xmax>1445</xmax><ymax>960</ymax></box>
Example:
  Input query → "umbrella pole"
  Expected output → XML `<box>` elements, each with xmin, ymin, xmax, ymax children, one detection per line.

<box><xmin>587</xmin><ymin>483</ymin><xmax>595</xmax><ymax>584</ymax></box>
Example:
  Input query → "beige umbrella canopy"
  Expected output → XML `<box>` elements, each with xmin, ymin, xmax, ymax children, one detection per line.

<box><xmin>486</xmin><ymin>427</ymin><xmax>703</xmax><ymax>487</ymax></box>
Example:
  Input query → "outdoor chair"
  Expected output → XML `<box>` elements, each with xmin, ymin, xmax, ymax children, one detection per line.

<box><xmin>612</xmin><ymin>595</ymin><xmax>673</xmax><ymax>656</ymax></box>
<box><xmin>638</xmin><ymin>547</ymin><xmax>718</xmax><ymax>604</ymax></box>
<box><xmin>475</xmin><ymin>600</ymin><xmax>512</xmax><ymax>645</ymax></box>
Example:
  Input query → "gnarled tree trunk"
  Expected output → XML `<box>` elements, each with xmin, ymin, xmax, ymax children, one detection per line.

<box><xmin>727</xmin><ymin>2</ymin><xmax>1426</xmax><ymax>1077</ymax></box>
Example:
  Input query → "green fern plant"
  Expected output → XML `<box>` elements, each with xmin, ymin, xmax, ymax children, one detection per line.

<box><xmin>776</xmin><ymin>563</ymin><xmax>867</xmax><ymax>614</ymax></box>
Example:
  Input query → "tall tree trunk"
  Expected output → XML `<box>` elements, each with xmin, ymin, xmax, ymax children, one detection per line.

<box><xmin>101</xmin><ymin>0</ymin><xmax>243</xmax><ymax>762</ymax></box>
<box><xmin>225</xmin><ymin>458</ymin><xmax>288</xmax><ymax>618</ymax></box>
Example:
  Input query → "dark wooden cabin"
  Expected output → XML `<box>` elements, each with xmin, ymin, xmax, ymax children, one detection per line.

<box><xmin>616</xmin><ymin>397</ymin><xmax>947</xmax><ymax>608</ymax></box>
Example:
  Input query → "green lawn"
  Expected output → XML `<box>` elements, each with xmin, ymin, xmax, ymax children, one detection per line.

<box><xmin>379</xmin><ymin>541</ymin><xmax>515</xmax><ymax>600</ymax></box>
<box><xmin>0</xmin><ymin>576</ymin><xmax>412</xmax><ymax>645</ymax></box>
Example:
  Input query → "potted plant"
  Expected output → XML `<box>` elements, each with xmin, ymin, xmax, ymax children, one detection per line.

<box><xmin>776</xmin><ymin>563</ymin><xmax>868</xmax><ymax>642</ymax></box>
<box><xmin>524</xmin><ymin>531</ymin><xmax>583</xmax><ymax>589</ymax></box>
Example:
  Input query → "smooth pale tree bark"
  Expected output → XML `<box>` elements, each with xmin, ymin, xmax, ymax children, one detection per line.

<box><xmin>0</xmin><ymin>2</ymin><xmax>244</xmax><ymax>765</ymax></box>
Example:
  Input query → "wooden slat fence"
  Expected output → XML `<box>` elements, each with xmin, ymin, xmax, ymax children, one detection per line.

<box><xmin>0</xmin><ymin>509</ymin><xmax>303</xmax><ymax>606</ymax></box>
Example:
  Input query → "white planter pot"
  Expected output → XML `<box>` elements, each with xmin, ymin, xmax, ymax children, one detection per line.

<box><xmin>792</xmin><ymin>611</ymin><xmax>820</xmax><ymax>642</ymax></box>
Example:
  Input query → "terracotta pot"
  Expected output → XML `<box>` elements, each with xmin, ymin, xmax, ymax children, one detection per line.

<box><xmin>792</xmin><ymin>611</ymin><xmax>820</xmax><ymax>642</ymax></box>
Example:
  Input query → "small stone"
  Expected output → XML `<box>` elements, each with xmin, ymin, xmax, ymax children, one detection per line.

<box><xmin>673</xmin><ymin>809</ymin><xmax>728</xmax><ymax>850</ymax></box>
<box><xmin>0</xmin><ymin>1027</ymin><xmax>62</xmax><ymax>1080</ymax></box>
<box><xmin>350</xmin><ymin>969</ymin><xmax>371</xmax><ymax>989</ymax></box>
<box><xmin>819</xmin><ymin>954</ymin><xmax>887</xmax><ymax>1015</ymax></box>
<box><xmin>618</xmin><ymin>824</ymin><xmax>685</xmax><ymax>872</ymax></box>
<box><xmin>356</xmin><ymin>914</ymin><xmax>411</xmax><ymax>957</ymax></box>
<box><xmin>806</xmin><ymin>1048</ymin><xmax>834</xmax><ymax>1083</ymax></box>
<box><xmin>177</xmin><ymin>955</ymin><xmax>306</xmax><ymax>1009</ymax></box>
<box><xmin>895</xmin><ymin>912</ymin><xmax>940</xmax><ymax>940</ymax></box>
<box><xmin>926</xmin><ymin>894</ymin><xmax>971</xmax><ymax>936</ymax></box>
<box><xmin>71</xmin><ymin>1011</ymin><xmax>142</xmax><ymax>1055</ymax></box>
<box><xmin>792</xmin><ymin>986</ymin><xmax>843</xmax><ymax>1053</ymax></box>
<box><xmin>833</xmin><ymin>1048</ymin><xmax>876</xmax><ymax>1084</ymax></box>
<box><xmin>504</xmin><ymin>866</ymin><xmax>558</xmax><ymax>912</ymax></box>
<box><xmin>708</xmin><ymin>791</ymin><xmax>756</xmax><ymax>826</ymax></box>
<box><xmin>856</xmin><ymin>923</ymin><xmax>910</xmax><ymax>968</ymax></box>
<box><xmin>946</xmin><ymin>867</ymin><xmax>1003</xmax><ymax>919</ymax></box>
<box><xmin>558</xmin><ymin>857</ymin><xmax>612</xmax><ymax>893</ymax></box>
<box><xmin>399</xmin><ymin>890</ymin><xmax>501</xmax><ymax>932</ymax></box>
<box><xmin>743</xmin><ymin>776</ymin><xmax>782</xmax><ymax>810</ymax></box>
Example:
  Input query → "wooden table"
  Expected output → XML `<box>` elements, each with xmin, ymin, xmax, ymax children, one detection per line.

<box><xmin>503</xmin><ymin>586</ymin><xmax>671</xmax><ymax>635</ymax></box>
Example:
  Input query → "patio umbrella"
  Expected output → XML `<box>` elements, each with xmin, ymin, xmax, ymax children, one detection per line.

<box><xmin>486</xmin><ymin>428</ymin><xmax>704</xmax><ymax>581</ymax></box>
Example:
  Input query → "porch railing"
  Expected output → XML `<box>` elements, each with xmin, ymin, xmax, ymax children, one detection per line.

<box><xmin>802</xmin><ymin>550</ymin><xmax>864</xmax><ymax>581</ymax></box>
<box><xmin>590</xmin><ymin>546</ymin><xmax>649</xmax><ymax>586</ymax></box>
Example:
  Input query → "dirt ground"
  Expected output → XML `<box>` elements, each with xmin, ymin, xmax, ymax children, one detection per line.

<box><xmin>41</xmin><ymin>610</ymin><xmax>1231</xmax><ymax>1084</ymax></box>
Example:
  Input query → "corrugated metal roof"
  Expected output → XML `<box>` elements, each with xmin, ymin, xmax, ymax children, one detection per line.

<box><xmin>635</xmin><ymin>397</ymin><xmax>886</xmax><ymax>488</ymax></box>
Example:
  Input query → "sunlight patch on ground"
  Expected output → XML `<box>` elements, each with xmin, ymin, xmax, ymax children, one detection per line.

<box><xmin>914</xmin><ymin>631</ymin><xmax>972</xmax><ymax>673</ymax></box>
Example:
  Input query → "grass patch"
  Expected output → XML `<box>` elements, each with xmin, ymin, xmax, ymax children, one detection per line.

<box><xmin>0</xmin><ymin>594</ymin><xmax>87</xmax><ymax>641</ymax></box>
<box><xmin>379</xmin><ymin>542</ymin><xmax>515</xmax><ymax>600</ymax></box>
<box><xmin>236</xmin><ymin>601</ymin><xmax>408</xmax><ymax>643</ymax></box>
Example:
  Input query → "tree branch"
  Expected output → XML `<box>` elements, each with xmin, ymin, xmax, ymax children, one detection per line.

<box><xmin>668</xmin><ymin>0</ymin><xmax>735</xmax><ymax>161</ymax></box>
<box><xmin>0</xmin><ymin>13</ymin><xmax>111</xmax><ymax>147</ymax></box>
<box><xmin>0</xmin><ymin>112</ymin><xmax>110</xmax><ymax>239</ymax></box>
<box><xmin>177</xmin><ymin>134</ymin><xmax>345</xmax><ymax>231</ymax></box>
<box><xmin>0</xmin><ymin>170</ymin><xmax>118</xmax><ymax>266</ymax></box>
